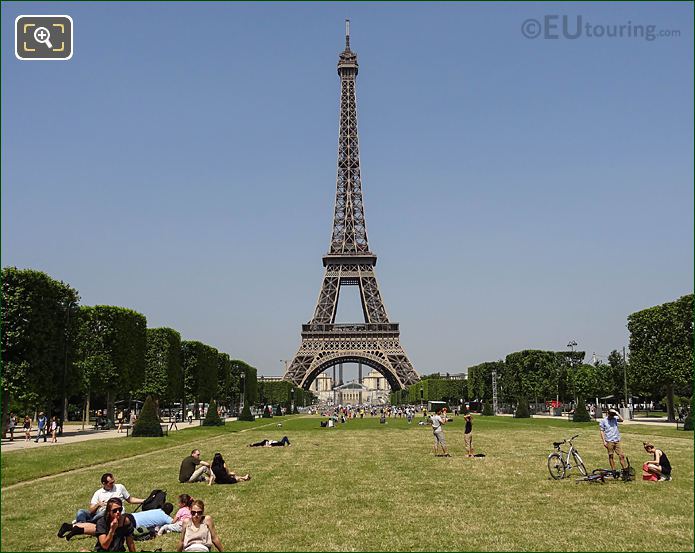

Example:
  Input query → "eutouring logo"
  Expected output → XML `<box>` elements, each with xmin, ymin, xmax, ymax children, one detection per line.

<box><xmin>521</xmin><ymin>15</ymin><xmax>680</xmax><ymax>42</ymax></box>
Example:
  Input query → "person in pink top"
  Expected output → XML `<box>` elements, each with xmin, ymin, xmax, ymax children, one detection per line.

<box><xmin>157</xmin><ymin>494</ymin><xmax>193</xmax><ymax>535</ymax></box>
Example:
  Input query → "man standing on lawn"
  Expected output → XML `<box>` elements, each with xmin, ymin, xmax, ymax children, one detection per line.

<box><xmin>599</xmin><ymin>408</ymin><xmax>628</xmax><ymax>472</ymax></box>
<box><xmin>464</xmin><ymin>413</ymin><xmax>474</xmax><ymax>457</ymax></box>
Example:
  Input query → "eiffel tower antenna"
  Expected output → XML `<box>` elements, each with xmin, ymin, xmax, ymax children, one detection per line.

<box><xmin>283</xmin><ymin>24</ymin><xmax>419</xmax><ymax>392</ymax></box>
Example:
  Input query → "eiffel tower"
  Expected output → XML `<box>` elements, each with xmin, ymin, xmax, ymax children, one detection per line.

<box><xmin>283</xmin><ymin>21</ymin><xmax>419</xmax><ymax>392</ymax></box>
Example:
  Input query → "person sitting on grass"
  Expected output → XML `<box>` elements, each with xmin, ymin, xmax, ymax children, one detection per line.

<box><xmin>642</xmin><ymin>442</ymin><xmax>672</xmax><ymax>481</ymax></box>
<box><xmin>94</xmin><ymin>497</ymin><xmax>136</xmax><ymax>552</ymax></box>
<box><xmin>177</xmin><ymin>499</ymin><xmax>224</xmax><ymax>552</ymax></box>
<box><xmin>58</xmin><ymin>473</ymin><xmax>144</xmax><ymax>541</ymax></box>
<box><xmin>248</xmin><ymin>436</ymin><xmax>291</xmax><ymax>447</ymax></box>
<box><xmin>179</xmin><ymin>449</ymin><xmax>212</xmax><ymax>484</ymax></box>
<box><xmin>158</xmin><ymin>494</ymin><xmax>193</xmax><ymax>536</ymax></box>
<box><xmin>209</xmin><ymin>452</ymin><xmax>251</xmax><ymax>485</ymax></box>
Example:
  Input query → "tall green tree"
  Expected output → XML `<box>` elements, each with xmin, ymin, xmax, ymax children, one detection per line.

<box><xmin>140</xmin><ymin>328</ymin><xmax>182</xmax><ymax>406</ymax></box>
<box><xmin>181</xmin><ymin>341</ymin><xmax>218</xmax><ymax>417</ymax></box>
<box><xmin>628</xmin><ymin>294</ymin><xmax>693</xmax><ymax>421</ymax></box>
<box><xmin>216</xmin><ymin>353</ymin><xmax>237</xmax><ymax>409</ymax></box>
<box><xmin>467</xmin><ymin>361</ymin><xmax>504</xmax><ymax>401</ymax></box>
<box><xmin>75</xmin><ymin>306</ymin><xmax>147</xmax><ymax>422</ymax></box>
<box><xmin>1</xmin><ymin>267</ymin><xmax>80</xmax><ymax>428</ymax></box>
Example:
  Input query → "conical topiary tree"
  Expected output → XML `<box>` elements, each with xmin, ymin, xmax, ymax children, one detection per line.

<box><xmin>573</xmin><ymin>399</ymin><xmax>591</xmax><ymax>422</ymax></box>
<box><xmin>203</xmin><ymin>400</ymin><xmax>224</xmax><ymax>426</ymax></box>
<box><xmin>683</xmin><ymin>412</ymin><xmax>692</xmax><ymax>431</ymax></box>
<box><xmin>482</xmin><ymin>401</ymin><xmax>494</xmax><ymax>416</ymax></box>
<box><xmin>239</xmin><ymin>402</ymin><xmax>254</xmax><ymax>422</ymax></box>
<box><xmin>131</xmin><ymin>395</ymin><xmax>163</xmax><ymax>437</ymax></box>
<box><xmin>275</xmin><ymin>404</ymin><xmax>283</xmax><ymax>417</ymax></box>
<box><xmin>515</xmin><ymin>397</ymin><xmax>530</xmax><ymax>418</ymax></box>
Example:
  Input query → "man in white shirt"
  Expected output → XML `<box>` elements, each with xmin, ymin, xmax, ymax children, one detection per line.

<box><xmin>58</xmin><ymin>473</ymin><xmax>144</xmax><ymax>541</ymax></box>
<box><xmin>431</xmin><ymin>409</ymin><xmax>450</xmax><ymax>457</ymax></box>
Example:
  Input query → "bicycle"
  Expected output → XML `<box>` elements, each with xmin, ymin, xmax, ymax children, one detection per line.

<box><xmin>547</xmin><ymin>434</ymin><xmax>587</xmax><ymax>479</ymax></box>
<box><xmin>577</xmin><ymin>457</ymin><xmax>635</xmax><ymax>484</ymax></box>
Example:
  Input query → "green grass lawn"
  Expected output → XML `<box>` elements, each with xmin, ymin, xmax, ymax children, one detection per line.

<box><xmin>1</xmin><ymin>415</ymin><xmax>692</xmax><ymax>551</ymax></box>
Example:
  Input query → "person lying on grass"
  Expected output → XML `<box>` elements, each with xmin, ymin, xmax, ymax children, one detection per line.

<box><xmin>248</xmin><ymin>436</ymin><xmax>291</xmax><ymax>447</ymax></box>
<box><xmin>58</xmin><ymin>473</ymin><xmax>144</xmax><ymax>540</ymax></box>
<box><xmin>177</xmin><ymin>499</ymin><xmax>224</xmax><ymax>552</ymax></box>
<box><xmin>208</xmin><ymin>452</ymin><xmax>251</xmax><ymax>485</ymax></box>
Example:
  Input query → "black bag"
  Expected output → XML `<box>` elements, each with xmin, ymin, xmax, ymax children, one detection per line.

<box><xmin>139</xmin><ymin>489</ymin><xmax>167</xmax><ymax>512</ymax></box>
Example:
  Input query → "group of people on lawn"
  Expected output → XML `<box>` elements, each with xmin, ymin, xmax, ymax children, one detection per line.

<box><xmin>430</xmin><ymin>407</ymin><xmax>672</xmax><ymax>482</ymax></box>
<box><xmin>56</xmin><ymin>437</ymin><xmax>291</xmax><ymax>551</ymax></box>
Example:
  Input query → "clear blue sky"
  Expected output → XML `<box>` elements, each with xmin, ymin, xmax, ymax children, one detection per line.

<box><xmin>2</xmin><ymin>2</ymin><xmax>693</xmax><ymax>379</ymax></box>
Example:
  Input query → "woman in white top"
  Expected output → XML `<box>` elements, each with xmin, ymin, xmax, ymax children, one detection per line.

<box><xmin>177</xmin><ymin>500</ymin><xmax>223</xmax><ymax>552</ymax></box>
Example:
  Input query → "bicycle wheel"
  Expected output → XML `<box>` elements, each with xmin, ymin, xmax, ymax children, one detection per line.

<box><xmin>548</xmin><ymin>453</ymin><xmax>566</xmax><ymax>480</ymax></box>
<box><xmin>572</xmin><ymin>451</ymin><xmax>587</xmax><ymax>476</ymax></box>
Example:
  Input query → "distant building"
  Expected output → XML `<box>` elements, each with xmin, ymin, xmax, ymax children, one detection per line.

<box><xmin>310</xmin><ymin>369</ymin><xmax>390</xmax><ymax>405</ymax></box>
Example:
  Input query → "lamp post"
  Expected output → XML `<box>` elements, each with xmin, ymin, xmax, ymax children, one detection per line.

<box><xmin>239</xmin><ymin>370</ymin><xmax>245</xmax><ymax>414</ymax></box>
<box><xmin>62</xmin><ymin>300</ymin><xmax>76</xmax><ymax>425</ymax></box>
<box><xmin>567</xmin><ymin>340</ymin><xmax>578</xmax><ymax>408</ymax></box>
<box><xmin>420</xmin><ymin>385</ymin><xmax>424</xmax><ymax>409</ymax></box>
<box><xmin>291</xmin><ymin>387</ymin><xmax>296</xmax><ymax>414</ymax></box>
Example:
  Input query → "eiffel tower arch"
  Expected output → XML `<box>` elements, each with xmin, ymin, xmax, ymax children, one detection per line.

<box><xmin>284</xmin><ymin>21</ymin><xmax>419</xmax><ymax>392</ymax></box>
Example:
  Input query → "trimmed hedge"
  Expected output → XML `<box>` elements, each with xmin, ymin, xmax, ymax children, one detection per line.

<box><xmin>239</xmin><ymin>403</ymin><xmax>254</xmax><ymax>422</ymax></box>
<box><xmin>514</xmin><ymin>397</ymin><xmax>530</xmax><ymax>418</ymax></box>
<box><xmin>573</xmin><ymin>399</ymin><xmax>591</xmax><ymax>422</ymax></box>
<box><xmin>131</xmin><ymin>395</ymin><xmax>163</xmax><ymax>437</ymax></box>
<box><xmin>203</xmin><ymin>400</ymin><xmax>224</xmax><ymax>426</ymax></box>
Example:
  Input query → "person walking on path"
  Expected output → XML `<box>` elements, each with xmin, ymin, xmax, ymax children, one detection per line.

<box><xmin>599</xmin><ymin>408</ymin><xmax>628</xmax><ymax>472</ymax></box>
<box><xmin>35</xmin><ymin>412</ymin><xmax>48</xmax><ymax>442</ymax></box>
<box><xmin>464</xmin><ymin>413</ymin><xmax>474</xmax><ymax>457</ymax></box>
<box><xmin>431</xmin><ymin>409</ymin><xmax>449</xmax><ymax>457</ymax></box>
<box><xmin>50</xmin><ymin>416</ymin><xmax>58</xmax><ymax>443</ymax></box>
<box><xmin>22</xmin><ymin>415</ymin><xmax>32</xmax><ymax>444</ymax></box>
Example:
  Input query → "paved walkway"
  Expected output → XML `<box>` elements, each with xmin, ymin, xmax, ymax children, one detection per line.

<box><xmin>520</xmin><ymin>413</ymin><xmax>679</xmax><ymax>428</ymax></box>
<box><xmin>0</xmin><ymin>418</ymin><xmax>239</xmax><ymax>451</ymax></box>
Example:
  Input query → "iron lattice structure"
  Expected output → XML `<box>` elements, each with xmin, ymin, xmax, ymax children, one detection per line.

<box><xmin>283</xmin><ymin>23</ymin><xmax>419</xmax><ymax>392</ymax></box>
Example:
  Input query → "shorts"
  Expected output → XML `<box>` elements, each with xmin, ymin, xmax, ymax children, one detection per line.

<box><xmin>433</xmin><ymin>429</ymin><xmax>446</xmax><ymax>447</ymax></box>
<box><xmin>606</xmin><ymin>441</ymin><xmax>623</xmax><ymax>456</ymax></box>
<box><xmin>464</xmin><ymin>432</ymin><xmax>473</xmax><ymax>449</ymax></box>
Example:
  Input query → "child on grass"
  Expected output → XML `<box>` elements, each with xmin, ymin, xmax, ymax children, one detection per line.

<box><xmin>158</xmin><ymin>494</ymin><xmax>193</xmax><ymax>535</ymax></box>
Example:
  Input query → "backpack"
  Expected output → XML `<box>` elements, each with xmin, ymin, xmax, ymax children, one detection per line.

<box><xmin>132</xmin><ymin>526</ymin><xmax>156</xmax><ymax>541</ymax></box>
<box><xmin>139</xmin><ymin>489</ymin><xmax>167</xmax><ymax>512</ymax></box>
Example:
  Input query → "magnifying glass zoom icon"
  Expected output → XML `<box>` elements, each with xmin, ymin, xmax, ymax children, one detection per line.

<box><xmin>33</xmin><ymin>27</ymin><xmax>53</xmax><ymax>49</ymax></box>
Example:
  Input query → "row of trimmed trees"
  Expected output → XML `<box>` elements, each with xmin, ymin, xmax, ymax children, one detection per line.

<box><xmin>2</xmin><ymin>267</ymin><xmax>260</xmax><ymax>427</ymax></box>
<box><xmin>391</xmin><ymin>294</ymin><xmax>692</xmax><ymax>422</ymax></box>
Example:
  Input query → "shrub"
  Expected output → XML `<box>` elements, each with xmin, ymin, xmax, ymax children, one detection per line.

<box><xmin>514</xmin><ymin>397</ymin><xmax>530</xmax><ymax>418</ymax></box>
<box><xmin>202</xmin><ymin>400</ymin><xmax>224</xmax><ymax>426</ymax></box>
<box><xmin>482</xmin><ymin>402</ymin><xmax>494</xmax><ymax>416</ymax></box>
<box><xmin>275</xmin><ymin>404</ymin><xmax>283</xmax><ymax>417</ymax></box>
<box><xmin>131</xmin><ymin>396</ymin><xmax>163</xmax><ymax>437</ymax></box>
<box><xmin>573</xmin><ymin>399</ymin><xmax>591</xmax><ymax>422</ymax></box>
<box><xmin>238</xmin><ymin>403</ymin><xmax>254</xmax><ymax>422</ymax></box>
<box><xmin>684</xmin><ymin>412</ymin><xmax>693</xmax><ymax>431</ymax></box>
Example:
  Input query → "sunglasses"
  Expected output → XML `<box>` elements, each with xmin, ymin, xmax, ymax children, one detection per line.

<box><xmin>191</xmin><ymin>510</ymin><xmax>204</xmax><ymax>516</ymax></box>
<box><xmin>110</xmin><ymin>508</ymin><xmax>121</xmax><ymax>514</ymax></box>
